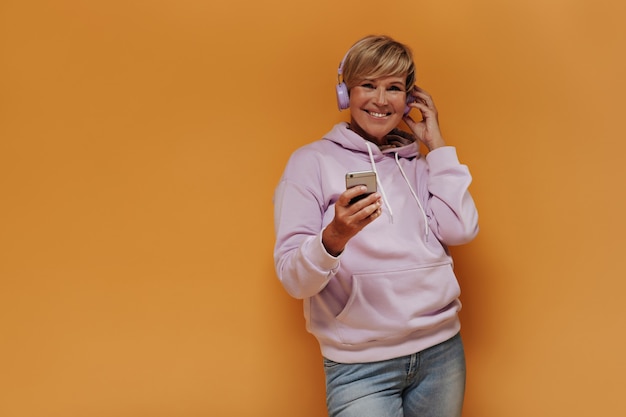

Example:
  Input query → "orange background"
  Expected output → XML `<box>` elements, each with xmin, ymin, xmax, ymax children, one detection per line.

<box><xmin>1</xmin><ymin>1</ymin><xmax>625</xmax><ymax>416</ymax></box>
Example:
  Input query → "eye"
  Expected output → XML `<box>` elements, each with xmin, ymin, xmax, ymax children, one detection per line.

<box><xmin>361</xmin><ymin>83</ymin><xmax>376</xmax><ymax>89</ymax></box>
<box><xmin>388</xmin><ymin>85</ymin><xmax>403</xmax><ymax>92</ymax></box>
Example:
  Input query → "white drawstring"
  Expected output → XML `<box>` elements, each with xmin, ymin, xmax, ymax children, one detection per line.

<box><xmin>394</xmin><ymin>152</ymin><xmax>430</xmax><ymax>242</ymax></box>
<box><xmin>365</xmin><ymin>142</ymin><xmax>393</xmax><ymax>223</ymax></box>
<box><xmin>364</xmin><ymin>141</ymin><xmax>429</xmax><ymax>240</ymax></box>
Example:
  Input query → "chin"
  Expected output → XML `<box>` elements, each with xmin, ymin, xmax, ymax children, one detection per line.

<box><xmin>366</xmin><ymin>124</ymin><xmax>396</xmax><ymax>139</ymax></box>
<box><xmin>351</xmin><ymin>115</ymin><xmax>400</xmax><ymax>142</ymax></box>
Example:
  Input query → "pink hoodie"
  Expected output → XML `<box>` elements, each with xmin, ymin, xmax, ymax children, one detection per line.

<box><xmin>273</xmin><ymin>122</ymin><xmax>479</xmax><ymax>363</ymax></box>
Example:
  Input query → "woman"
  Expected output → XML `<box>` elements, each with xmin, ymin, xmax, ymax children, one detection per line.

<box><xmin>273</xmin><ymin>35</ymin><xmax>479</xmax><ymax>417</ymax></box>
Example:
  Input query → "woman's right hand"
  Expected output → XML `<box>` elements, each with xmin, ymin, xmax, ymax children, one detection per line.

<box><xmin>321</xmin><ymin>187</ymin><xmax>382</xmax><ymax>256</ymax></box>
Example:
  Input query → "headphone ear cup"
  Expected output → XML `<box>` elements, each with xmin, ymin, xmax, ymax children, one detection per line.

<box><xmin>404</xmin><ymin>95</ymin><xmax>415</xmax><ymax>116</ymax></box>
<box><xmin>336</xmin><ymin>82</ymin><xmax>350</xmax><ymax>111</ymax></box>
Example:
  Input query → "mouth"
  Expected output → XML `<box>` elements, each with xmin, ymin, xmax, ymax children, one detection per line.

<box><xmin>366</xmin><ymin>110</ymin><xmax>391</xmax><ymax>118</ymax></box>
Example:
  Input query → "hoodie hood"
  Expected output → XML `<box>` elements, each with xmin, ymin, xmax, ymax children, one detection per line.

<box><xmin>323</xmin><ymin>122</ymin><xmax>420</xmax><ymax>160</ymax></box>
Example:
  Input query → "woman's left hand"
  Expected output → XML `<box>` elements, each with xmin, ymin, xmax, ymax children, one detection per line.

<box><xmin>403</xmin><ymin>86</ymin><xmax>446</xmax><ymax>151</ymax></box>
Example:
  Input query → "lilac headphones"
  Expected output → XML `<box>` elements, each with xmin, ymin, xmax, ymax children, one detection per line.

<box><xmin>335</xmin><ymin>51</ymin><xmax>352</xmax><ymax>111</ymax></box>
<box><xmin>335</xmin><ymin>49</ymin><xmax>413</xmax><ymax>114</ymax></box>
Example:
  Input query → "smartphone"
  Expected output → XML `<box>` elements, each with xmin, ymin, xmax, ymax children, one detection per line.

<box><xmin>345</xmin><ymin>171</ymin><xmax>377</xmax><ymax>204</ymax></box>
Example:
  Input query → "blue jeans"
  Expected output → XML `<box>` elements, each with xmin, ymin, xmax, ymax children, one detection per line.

<box><xmin>323</xmin><ymin>333</ymin><xmax>466</xmax><ymax>417</ymax></box>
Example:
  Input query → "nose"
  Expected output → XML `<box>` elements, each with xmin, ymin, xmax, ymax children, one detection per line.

<box><xmin>373</xmin><ymin>86</ymin><xmax>388</xmax><ymax>105</ymax></box>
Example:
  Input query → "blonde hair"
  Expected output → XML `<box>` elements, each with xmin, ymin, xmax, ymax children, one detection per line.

<box><xmin>341</xmin><ymin>35</ymin><xmax>416</xmax><ymax>92</ymax></box>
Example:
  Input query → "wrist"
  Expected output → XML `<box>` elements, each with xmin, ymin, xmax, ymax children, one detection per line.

<box><xmin>322</xmin><ymin>224</ymin><xmax>346</xmax><ymax>257</ymax></box>
<box><xmin>425</xmin><ymin>136</ymin><xmax>446</xmax><ymax>151</ymax></box>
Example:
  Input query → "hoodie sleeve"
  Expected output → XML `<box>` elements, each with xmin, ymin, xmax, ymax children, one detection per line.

<box><xmin>273</xmin><ymin>153</ymin><xmax>340</xmax><ymax>300</ymax></box>
<box><xmin>425</xmin><ymin>147</ymin><xmax>479</xmax><ymax>245</ymax></box>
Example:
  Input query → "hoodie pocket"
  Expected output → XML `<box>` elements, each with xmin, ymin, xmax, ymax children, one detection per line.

<box><xmin>334</xmin><ymin>262</ymin><xmax>460</xmax><ymax>345</ymax></box>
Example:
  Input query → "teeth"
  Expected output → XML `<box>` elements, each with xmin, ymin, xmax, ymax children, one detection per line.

<box><xmin>370</xmin><ymin>111</ymin><xmax>387</xmax><ymax>118</ymax></box>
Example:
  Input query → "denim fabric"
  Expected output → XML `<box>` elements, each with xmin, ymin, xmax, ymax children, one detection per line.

<box><xmin>323</xmin><ymin>333</ymin><xmax>465</xmax><ymax>417</ymax></box>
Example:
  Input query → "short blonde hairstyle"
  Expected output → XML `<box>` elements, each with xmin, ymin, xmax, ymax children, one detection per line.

<box><xmin>341</xmin><ymin>35</ymin><xmax>416</xmax><ymax>92</ymax></box>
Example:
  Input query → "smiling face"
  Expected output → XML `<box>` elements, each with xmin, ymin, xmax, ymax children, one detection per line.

<box><xmin>348</xmin><ymin>74</ymin><xmax>407</xmax><ymax>144</ymax></box>
<box><xmin>339</xmin><ymin>36</ymin><xmax>415</xmax><ymax>145</ymax></box>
